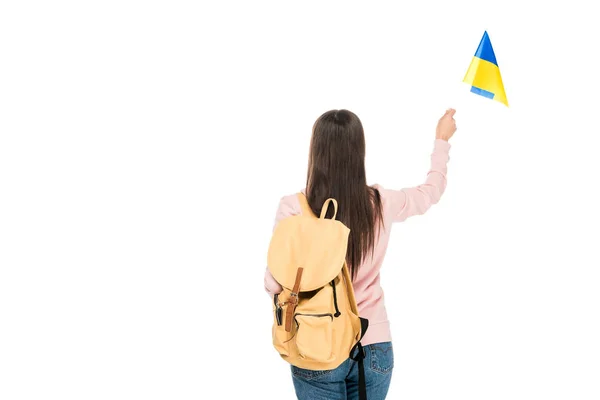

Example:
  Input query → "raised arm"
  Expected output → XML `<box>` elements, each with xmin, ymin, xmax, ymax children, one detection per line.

<box><xmin>382</xmin><ymin>109</ymin><xmax>456</xmax><ymax>223</ymax></box>
<box><xmin>263</xmin><ymin>194</ymin><xmax>301</xmax><ymax>296</ymax></box>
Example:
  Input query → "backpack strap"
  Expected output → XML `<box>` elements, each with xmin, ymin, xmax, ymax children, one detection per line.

<box><xmin>341</xmin><ymin>262</ymin><xmax>359</xmax><ymax>316</ymax></box>
<box><xmin>319</xmin><ymin>198</ymin><xmax>338</xmax><ymax>219</ymax></box>
<box><xmin>285</xmin><ymin>267</ymin><xmax>304</xmax><ymax>332</ymax></box>
<box><xmin>297</xmin><ymin>193</ymin><xmax>313</xmax><ymax>216</ymax></box>
<box><xmin>350</xmin><ymin>317</ymin><xmax>369</xmax><ymax>400</ymax></box>
<box><xmin>343</xmin><ymin>260</ymin><xmax>369</xmax><ymax>400</ymax></box>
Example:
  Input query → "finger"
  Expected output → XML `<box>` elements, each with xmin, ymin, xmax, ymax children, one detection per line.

<box><xmin>447</xmin><ymin>109</ymin><xmax>456</xmax><ymax>117</ymax></box>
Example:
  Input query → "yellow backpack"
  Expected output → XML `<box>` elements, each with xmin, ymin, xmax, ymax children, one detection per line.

<box><xmin>268</xmin><ymin>193</ymin><xmax>369</xmax><ymax>399</ymax></box>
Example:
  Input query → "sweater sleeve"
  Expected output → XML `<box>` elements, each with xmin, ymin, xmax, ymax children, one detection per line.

<box><xmin>264</xmin><ymin>194</ymin><xmax>301</xmax><ymax>296</ymax></box>
<box><xmin>380</xmin><ymin>139</ymin><xmax>451</xmax><ymax>223</ymax></box>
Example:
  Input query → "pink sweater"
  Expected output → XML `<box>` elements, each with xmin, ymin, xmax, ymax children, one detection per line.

<box><xmin>264</xmin><ymin>139</ymin><xmax>451</xmax><ymax>346</ymax></box>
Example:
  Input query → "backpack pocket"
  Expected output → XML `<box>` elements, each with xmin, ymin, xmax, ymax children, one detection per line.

<box><xmin>294</xmin><ymin>313</ymin><xmax>335</xmax><ymax>362</ymax></box>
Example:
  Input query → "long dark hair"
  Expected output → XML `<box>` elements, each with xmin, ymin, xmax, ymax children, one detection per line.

<box><xmin>306</xmin><ymin>109</ymin><xmax>383</xmax><ymax>279</ymax></box>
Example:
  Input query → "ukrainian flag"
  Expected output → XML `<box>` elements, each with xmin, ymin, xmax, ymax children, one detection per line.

<box><xmin>463</xmin><ymin>31</ymin><xmax>508</xmax><ymax>106</ymax></box>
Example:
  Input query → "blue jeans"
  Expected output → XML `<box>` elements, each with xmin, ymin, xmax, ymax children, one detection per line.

<box><xmin>291</xmin><ymin>341</ymin><xmax>393</xmax><ymax>400</ymax></box>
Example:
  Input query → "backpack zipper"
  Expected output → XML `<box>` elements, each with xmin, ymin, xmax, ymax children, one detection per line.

<box><xmin>294</xmin><ymin>312</ymin><xmax>334</xmax><ymax>320</ymax></box>
<box><xmin>290</xmin><ymin>313</ymin><xmax>334</xmax><ymax>340</ymax></box>
<box><xmin>330</xmin><ymin>280</ymin><xmax>341</xmax><ymax>317</ymax></box>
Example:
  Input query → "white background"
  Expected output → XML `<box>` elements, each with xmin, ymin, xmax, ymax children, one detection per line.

<box><xmin>1</xmin><ymin>1</ymin><xmax>599</xmax><ymax>399</ymax></box>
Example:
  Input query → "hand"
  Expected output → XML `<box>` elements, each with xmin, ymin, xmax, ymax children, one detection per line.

<box><xmin>436</xmin><ymin>108</ymin><xmax>457</xmax><ymax>141</ymax></box>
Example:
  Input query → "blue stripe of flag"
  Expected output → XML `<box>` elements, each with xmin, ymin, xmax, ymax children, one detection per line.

<box><xmin>474</xmin><ymin>31</ymin><xmax>498</xmax><ymax>66</ymax></box>
<box><xmin>470</xmin><ymin>86</ymin><xmax>495</xmax><ymax>99</ymax></box>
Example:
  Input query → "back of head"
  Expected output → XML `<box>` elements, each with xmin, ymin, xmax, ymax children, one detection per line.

<box><xmin>306</xmin><ymin>109</ymin><xmax>383</xmax><ymax>278</ymax></box>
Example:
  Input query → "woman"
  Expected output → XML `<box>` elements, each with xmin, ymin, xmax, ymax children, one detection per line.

<box><xmin>264</xmin><ymin>108</ymin><xmax>456</xmax><ymax>399</ymax></box>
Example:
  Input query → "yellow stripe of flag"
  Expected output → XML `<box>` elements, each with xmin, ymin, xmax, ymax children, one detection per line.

<box><xmin>463</xmin><ymin>56</ymin><xmax>508</xmax><ymax>106</ymax></box>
